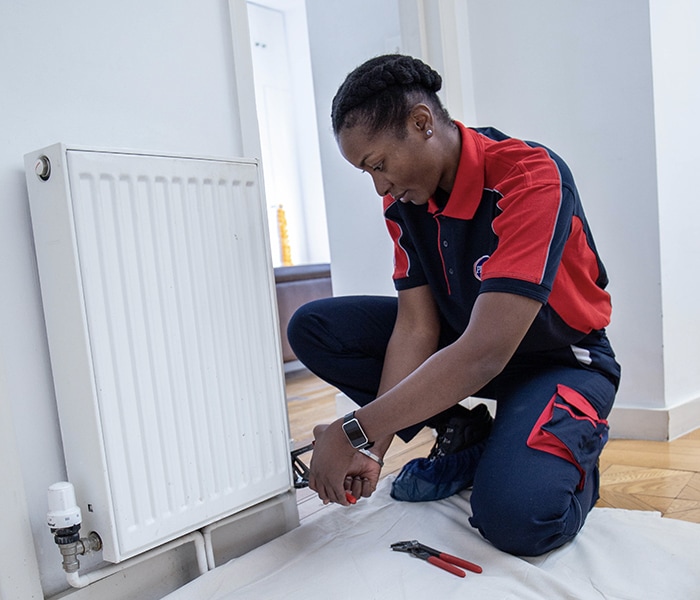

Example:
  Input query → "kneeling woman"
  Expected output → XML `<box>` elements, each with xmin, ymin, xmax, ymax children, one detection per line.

<box><xmin>288</xmin><ymin>54</ymin><xmax>620</xmax><ymax>557</ymax></box>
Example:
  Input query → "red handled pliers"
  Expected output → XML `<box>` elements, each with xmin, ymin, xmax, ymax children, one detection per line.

<box><xmin>391</xmin><ymin>540</ymin><xmax>483</xmax><ymax>578</ymax></box>
<box><xmin>291</xmin><ymin>442</ymin><xmax>357</xmax><ymax>504</ymax></box>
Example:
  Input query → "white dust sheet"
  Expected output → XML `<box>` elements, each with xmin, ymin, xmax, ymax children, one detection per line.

<box><xmin>164</xmin><ymin>477</ymin><xmax>700</xmax><ymax>600</ymax></box>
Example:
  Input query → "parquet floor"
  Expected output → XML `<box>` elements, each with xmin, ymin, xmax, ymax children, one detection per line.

<box><xmin>285</xmin><ymin>368</ymin><xmax>700</xmax><ymax>523</ymax></box>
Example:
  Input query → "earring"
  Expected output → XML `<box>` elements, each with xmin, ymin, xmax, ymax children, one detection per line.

<box><xmin>426</xmin><ymin>129</ymin><xmax>433</xmax><ymax>138</ymax></box>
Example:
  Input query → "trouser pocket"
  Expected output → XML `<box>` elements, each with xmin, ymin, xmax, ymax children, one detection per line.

<box><xmin>527</xmin><ymin>384</ymin><xmax>609</xmax><ymax>491</ymax></box>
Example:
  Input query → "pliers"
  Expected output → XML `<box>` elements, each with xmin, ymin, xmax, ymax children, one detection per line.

<box><xmin>291</xmin><ymin>442</ymin><xmax>357</xmax><ymax>504</ymax></box>
<box><xmin>291</xmin><ymin>443</ymin><xmax>315</xmax><ymax>489</ymax></box>
<box><xmin>391</xmin><ymin>540</ymin><xmax>482</xmax><ymax>578</ymax></box>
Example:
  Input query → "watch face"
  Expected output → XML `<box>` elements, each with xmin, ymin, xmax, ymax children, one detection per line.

<box><xmin>342</xmin><ymin>415</ymin><xmax>369</xmax><ymax>448</ymax></box>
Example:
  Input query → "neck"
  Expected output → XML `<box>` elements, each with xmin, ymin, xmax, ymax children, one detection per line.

<box><xmin>433</xmin><ymin>187</ymin><xmax>450</xmax><ymax>209</ymax></box>
<box><xmin>437</xmin><ymin>122</ymin><xmax>462</xmax><ymax>194</ymax></box>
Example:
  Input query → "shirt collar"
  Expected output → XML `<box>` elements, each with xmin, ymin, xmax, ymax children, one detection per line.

<box><xmin>427</xmin><ymin>122</ymin><xmax>484</xmax><ymax>220</ymax></box>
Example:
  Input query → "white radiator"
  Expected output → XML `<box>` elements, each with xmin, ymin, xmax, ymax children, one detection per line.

<box><xmin>25</xmin><ymin>144</ymin><xmax>293</xmax><ymax>563</ymax></box>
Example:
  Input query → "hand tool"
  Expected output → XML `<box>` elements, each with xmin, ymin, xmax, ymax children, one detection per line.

<box><xmin>291</xmin><ymin>442</ymin><xmax>357</xmax><ymax>504</ymax></box>
<box><xmin>391</xmin><ymin>540</ymin><xmax>482</xmax><ymax>577</ymax></box>
<box><xmin>291</xmin><ymin>443</ymin><xmax>314</xmax><ymax>489</ymax></box>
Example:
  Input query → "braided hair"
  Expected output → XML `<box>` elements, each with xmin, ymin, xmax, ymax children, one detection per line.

<box><xmin>331</xmin><ymin>54</ymin><xmax>452</xmax><ymax>138</ymax></box>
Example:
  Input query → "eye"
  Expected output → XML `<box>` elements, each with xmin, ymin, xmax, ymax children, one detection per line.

<box><xmin>372</xmin><ymin>162</ymin><xmax>383</xmax><ymax>172</ymax></box>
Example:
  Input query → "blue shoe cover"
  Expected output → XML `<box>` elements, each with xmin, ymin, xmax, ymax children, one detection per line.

<box><xmin>390</xmin><ymin>443</ymin><xmax>484</xmax><ymax>502</ymax></box>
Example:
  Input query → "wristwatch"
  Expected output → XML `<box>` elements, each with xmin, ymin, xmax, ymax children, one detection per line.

<box><xmin>341</xmin><ymin>411</ymin><xmax>373</xmax><ymax>450</ymax></box>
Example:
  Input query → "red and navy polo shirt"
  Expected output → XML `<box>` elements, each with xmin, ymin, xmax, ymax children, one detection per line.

<box><xmin>383</xmin><ymin>122</ymin><xmax>612</xmax><ymax>353</ymax></box>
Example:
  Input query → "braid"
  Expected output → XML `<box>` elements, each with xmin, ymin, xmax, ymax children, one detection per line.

<box><xmin>331</xmin><ymin>54</ymin><xmax>451</xmax><ymax>138</ymax></box>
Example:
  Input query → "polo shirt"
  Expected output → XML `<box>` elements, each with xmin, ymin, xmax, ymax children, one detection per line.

<box><xmin>383</xmin><ymin>123</ymin><xmax>612</xmax><ymax>353</ymax></box>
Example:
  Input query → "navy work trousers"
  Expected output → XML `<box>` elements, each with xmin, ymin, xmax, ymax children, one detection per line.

<box><xmin>288</xmin><ymin>295</ymin><xmax>620</xmax><ymax>556</ymax></box>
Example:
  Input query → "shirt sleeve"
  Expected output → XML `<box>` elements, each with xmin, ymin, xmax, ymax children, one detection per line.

<box><xmin>477</xmin><ymin>141</ymin><xmax>611</xmax><ymax>334</ymax></box>
<box><xmin>383</xmin><ymin>196</ymin><xmax>428</xmax><ymax>290</ymax></box>
<box><xmin>479</xmin><ymin>146</ymin><xmax>574</xmax><ymax>303</ymax></box>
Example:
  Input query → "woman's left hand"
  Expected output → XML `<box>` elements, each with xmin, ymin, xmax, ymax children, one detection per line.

<box><xmin>309</xmin><ymin>421</ymin><xmax>381</xmax><ymax>505</ymax></box>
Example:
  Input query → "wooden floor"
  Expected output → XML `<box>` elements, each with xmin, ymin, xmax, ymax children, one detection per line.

<box><xmin>285</xmin><ymin>368</ymin><xmax>700</xmax><ymax>523</ymax></box>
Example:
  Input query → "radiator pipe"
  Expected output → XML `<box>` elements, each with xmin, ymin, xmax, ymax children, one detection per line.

<box><xmin>64</xmin><ymin>531</ymin><xmax>208</xmax><ymax>589</ymax></box>
<box><xmin>55</xmin><ymin>531</ymin><xmax>103</xmax><ymax>574</ymax></box>
<box><xmin>48</xmin><ymin>482</ymin><xmax>209</xmax><ymax>589</ymax></box>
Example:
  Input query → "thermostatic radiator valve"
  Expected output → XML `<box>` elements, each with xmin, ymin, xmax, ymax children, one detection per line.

<box><xmin>47</xmin><ymin>482</ymin><xmax>102</xmax><ymax>573</ymax></box>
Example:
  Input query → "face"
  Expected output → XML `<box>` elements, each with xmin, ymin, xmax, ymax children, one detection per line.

<box><xmin>337</xmin><ymin>118</ymin><xmax>443</xmax><ymax>206</ymax></box>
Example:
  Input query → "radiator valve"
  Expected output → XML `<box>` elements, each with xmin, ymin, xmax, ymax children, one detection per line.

<box><xmin>47</xmin><ymin>482</ymin><xmax>102</xmax><ymax>573</ymax></box>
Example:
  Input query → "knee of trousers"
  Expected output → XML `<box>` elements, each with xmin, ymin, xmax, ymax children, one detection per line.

<box><xmin>469</xmin><ymin>485</ymin><xmax>584</xmax><ymax>557</ymax></box>
<box><xmin>287</xmin><ymin>302</ymin><xmax>310</xmax><ymax>344</ymax></box>
<box><xmin>286</xmin><ymin>300</ymin><xmax>332</xmax><ymax>364</ymax></box>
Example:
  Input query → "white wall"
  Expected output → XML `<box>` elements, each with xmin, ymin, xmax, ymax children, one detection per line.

<box><xmin>461</xmin><ymin>0</ymin><xmax>668</xmax><ymax>429</ymax></box>
<box><xmin>0</xmin><ymin>1</ymin><xmax>259</xmax><ymax>597</ymax></box>
<box><xmin>305</xmin><ymin>0</ymin><xmax>400</xmax><ymax>297</ymax></box>
<box><xmin>0</xmin><ymin>361</ymin><xmax>43</xmax><ymax>598</ymax></box>
<box><xmin>650</xmin><ymin>0</ymin><xmax>700</xmax><ymax>413</ymax></box>
<box><xmin>305</xmin><ymin>0</ymin><xmax>700</xmax><ymax>439</ymax></box>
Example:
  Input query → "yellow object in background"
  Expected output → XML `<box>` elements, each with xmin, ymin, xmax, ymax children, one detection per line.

<box><xmin>277</xmin><ymin>205</ymin><xmax>293</xmax><ymax>266</ymax></box>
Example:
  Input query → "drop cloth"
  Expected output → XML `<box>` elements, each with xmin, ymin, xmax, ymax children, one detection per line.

<box><xmin>163</xmin><ymin>477</ymin><xmax>700</xmax><ymax>600</ymax></box>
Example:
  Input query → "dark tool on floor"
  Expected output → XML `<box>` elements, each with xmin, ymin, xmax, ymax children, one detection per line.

<box><xmin>291</xmin><ymin>443</ymin><xmax>315</xmax><ymax>489</ymax></box>
<box><xmin>391</xmin><ymin>540</ymin><xmax>483</xmax><ymax>577</ymax></box>
<box><xmin>291</xmin><ymin>443</ymin><xmax>357</xmax><ymax>504</ymax></box>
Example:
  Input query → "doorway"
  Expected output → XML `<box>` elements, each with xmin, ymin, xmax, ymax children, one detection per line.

<box><xmin>247</xmin><ymin>0</ymin><xmax>330</xmax><ymax>267</ymax></box>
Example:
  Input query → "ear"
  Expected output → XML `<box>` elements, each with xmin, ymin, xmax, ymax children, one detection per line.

<box><xmin>408</xmin><ymin>103</ymin><xmax>434</xmax><ymax>137</ymax></box>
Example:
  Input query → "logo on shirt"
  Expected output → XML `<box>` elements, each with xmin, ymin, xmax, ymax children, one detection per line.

<box><xmin>473</xmin><ymin>255</ymin><xmax>490</xmax><ymax>281</ymax></box>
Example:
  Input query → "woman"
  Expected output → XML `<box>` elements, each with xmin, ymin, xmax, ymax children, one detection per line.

<box><xmin>288</xmin><ymin>54</ymin><xmax>620</xmax><ymax>556</ymax></box>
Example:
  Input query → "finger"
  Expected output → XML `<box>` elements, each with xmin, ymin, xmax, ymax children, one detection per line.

<box><xmin>312</xmin><ymin>423</ymin><xmax>329</xmax><ymax>439</ymax></box>
<box><xmin>361</xmin><ymin>477</ymin><xmax>375</xmax><ymax>498</ymax></box>
<box><xmin>311</xmin><ymin>470</ymin><xmax>347</xmax><ymax>506</ymax></box>
<box><xmin>344</xmin><ymin>476</ymin><xmax>356</xmax><ymax>499</ymax></box>
<box><xmin>350</xmin><ymin>476</ymin><xmax>363</xmax><ymax>500</ymax></box>
<box><xmin>313</xmin><ymin>481</ymin><xmax>331</xmax><ymax>505</ymax></box>
<box><xmin>332</xmin><ymin>482</ymin><xmax>351</xmax><ymax>505</ymax></box>
<box><xmin>309</xmin><ymin>473</ymin><xmax>330</xmax><ymax>504</ymax></box>
<box><xmin>318</xmin><ymin>478</ymin><xmax>348</xmax><ymax>506</ymax></box>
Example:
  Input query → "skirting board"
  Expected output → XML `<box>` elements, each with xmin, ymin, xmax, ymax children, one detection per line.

<box><xmin>336</xmin><ymin>393</ymin><xmax>700</xmax><ymax>443</ymax></box>
<box><xmin>46</xmin><ymin>491</ymin><xmax>299</xmax><ymax>600</ymax></box>
<box><xmin>609</xmin><ymin>395</ymin><xmax>700</xmax><ymax>441</ymax></box>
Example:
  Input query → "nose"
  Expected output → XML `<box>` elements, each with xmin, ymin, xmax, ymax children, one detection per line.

<box><xmin>370</xmin><ymin>172</ymin><xmax>392</xmax><ymax>197</ymax></box>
